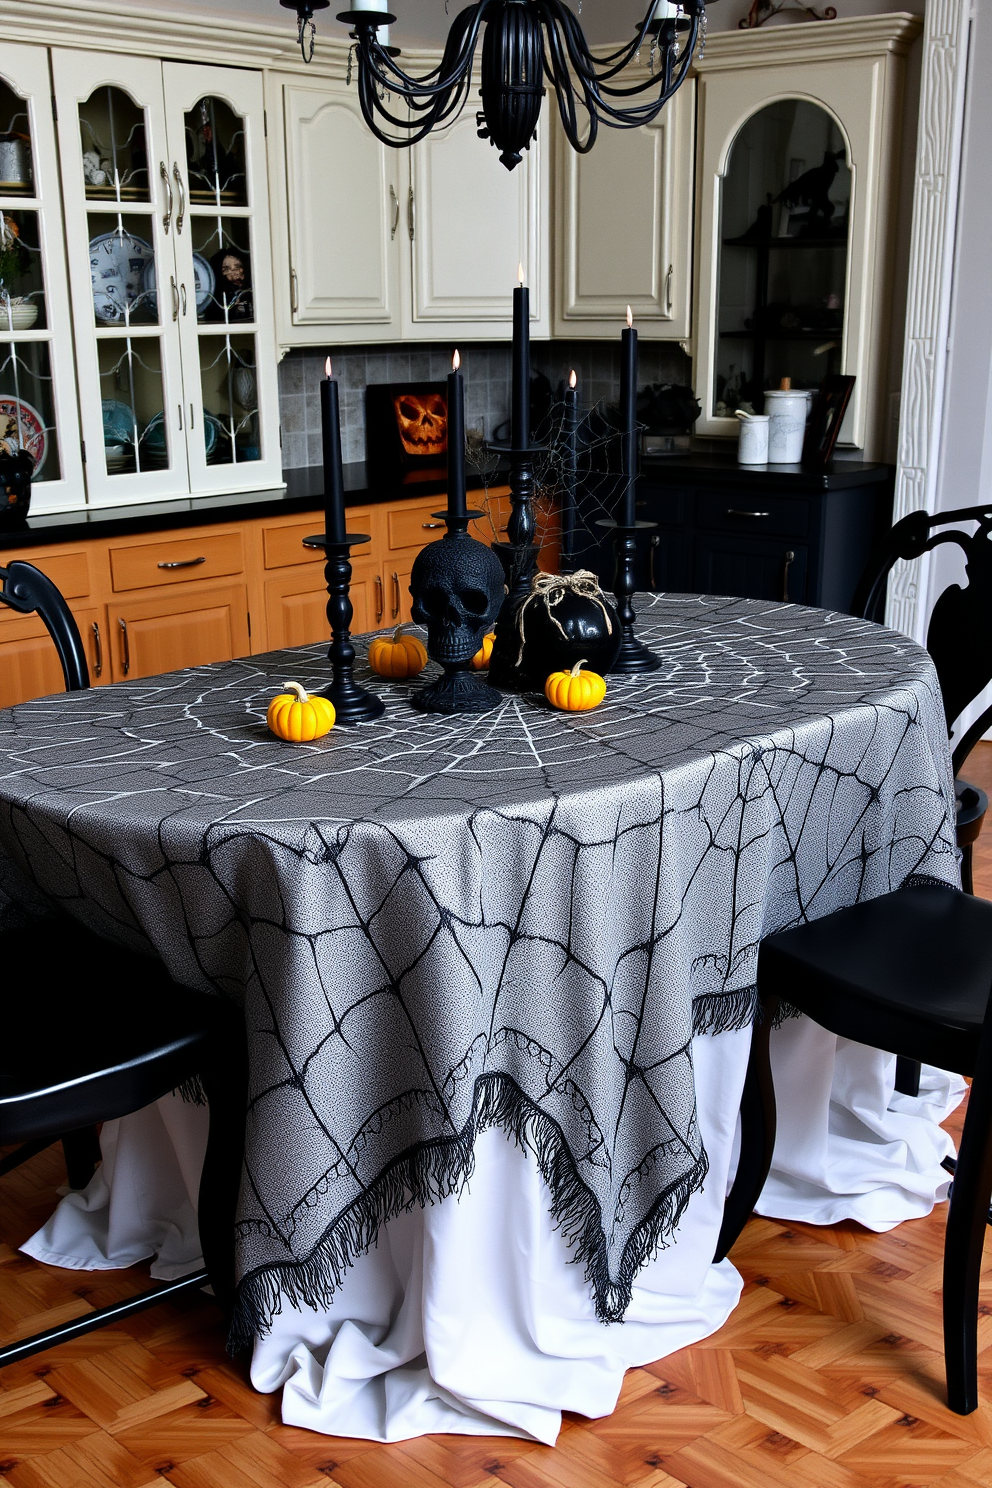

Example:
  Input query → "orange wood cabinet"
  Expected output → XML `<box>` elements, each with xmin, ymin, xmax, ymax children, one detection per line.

<box><xmin>0</xmin><ymin>484</ymin><xmax>516</xmax><ymax>706</ymax></box>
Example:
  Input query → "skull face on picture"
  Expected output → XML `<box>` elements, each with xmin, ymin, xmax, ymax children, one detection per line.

<box><xmin>393</xmin><ymin>391</ymin><xmax>448</xmax><ymax>458</ymax></box>
<box><xmin>410</xmin><ymin>539</ymin><xmax>506</xmax><ymax>666</ymax></box>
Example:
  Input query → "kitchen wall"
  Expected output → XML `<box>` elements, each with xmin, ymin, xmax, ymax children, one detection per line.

<box><xmin>277</xmin><ymin>341</ymin><xmax>691</xmax><ymax>469</ymax></box>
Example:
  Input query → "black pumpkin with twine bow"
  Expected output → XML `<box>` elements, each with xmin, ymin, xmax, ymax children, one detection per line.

<box><xmin>491</xmin><ymin>570</ymin><xmax>621</xmax><ymax>692</ymax></box>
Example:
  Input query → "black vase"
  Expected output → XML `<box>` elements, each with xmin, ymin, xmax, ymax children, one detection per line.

<box><xmin>512</xmin><ymin>579</ymin><xmax>622</xmax><ymax>692</ymax></box>
<box><xmin>0</xmin><ymin>448</ymin><xmax>33</xmax><ymax>526</ymax></box>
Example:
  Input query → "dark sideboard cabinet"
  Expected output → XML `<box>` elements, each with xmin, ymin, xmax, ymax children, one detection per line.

<box><xmin>592</xmin><ymin>455</ymin><xmax>894</xmax><ymax>615</ymax></box>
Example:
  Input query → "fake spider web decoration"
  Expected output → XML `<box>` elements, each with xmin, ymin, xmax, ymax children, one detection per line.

<box><xmin>0</xmin><ymin>594</ymin><xmax>959</xmax><ymax>1345</ymax></box>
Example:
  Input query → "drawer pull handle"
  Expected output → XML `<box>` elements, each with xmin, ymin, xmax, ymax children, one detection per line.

<box><xmin>727</xmin><ymin>508</ymin><xmax>771</xmax><ymax>518</ymax></box>
<box><xmin>422</xmin><ymin>521</ymin><xmax>444</xmax><ymax>530</ymax></box>
<box><xmin>119</xmin><ymin>617</ymin><xmax>130</xmax><ymax>676</ymax></box>
<box><xmin>391</xmin><ymin>571</ymin><xmax>400</xmax><ymax>620</ymax></box>
<box><xmin>158</xmin><ymin>556</ymin><xmax>207</xmax><ymax>570</ymax></box>
<box><xmin>782</xmin><ymin>549</ymin><xmax>795</xmax><ymax>603</ymax></box>
<box><xmin>374</xmin><ymin>573</ymin><xmax>384</xmax><ymax>623</ymax></box>
<box><xmin>91</xmin><ymin>621</ymin><xmax>102</xmax><ymax>678</ymax></box>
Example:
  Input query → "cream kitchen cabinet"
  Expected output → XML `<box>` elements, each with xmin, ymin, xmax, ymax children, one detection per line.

<box><xmin>52</xmin><ymin>49</ymin><xmax>282</xmax><ymax>504</ymax></box>
<box><xmin>268</xmin><ymin>71</ymin><xmax>549</xmax><ymax>346</ymax></box>
<box><xmin>552</xmin><ymin>80</ymin><xmax>694</xmax><ymax>341</ymax></box>
<box><xmin>691</xmin><ymin>15</ymin><xmax>921</xmax><ymax>454</ymax></box>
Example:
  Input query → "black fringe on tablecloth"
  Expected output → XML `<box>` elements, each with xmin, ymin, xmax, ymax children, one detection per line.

<box><xmin>227</xmin><ymin>1071</ymin><xmax>710</xmax><ymax>1353</ymax></box>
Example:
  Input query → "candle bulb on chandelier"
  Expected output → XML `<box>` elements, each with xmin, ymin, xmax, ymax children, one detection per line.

<box><xmin>620</xmin><ymin>305</ymin><xmax>639</xmax><ymax>527</ymax></box>
<box><xmin>512</xmin><ymin>262</ymin><xmax>530</xmax><ymax>450</ymax></box>
<box><xmin>320</xmin><ymin>355</ymin><xmax>346</xmax><ymax>545</ymax></box>
<box><xmin>447</xmin><ymin>349</ymin><xmax>467</xmax><ymax>522</ymax></box>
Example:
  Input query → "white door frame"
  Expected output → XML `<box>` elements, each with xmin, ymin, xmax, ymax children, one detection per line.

<box><xmin>887</xmin><ymin>0</ymin><xmax>973</xmax><ymax>640</ymax></box>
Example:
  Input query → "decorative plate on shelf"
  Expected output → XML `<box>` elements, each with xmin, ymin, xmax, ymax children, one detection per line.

<box><xmin>141</xmin><ymin>409</ymin><xmax>220</xmax><ymax>460</ymax></box>
<box><xmin>102</xmin><ymin>398</ymin><xmax>137</xmax><ymax>446</ymax></box>
<box><xmin>0</xmin><ymin>395</ymin><xmax>47</xmax><ymax>474</ymax></box>
<box><xmin>89</xmin><ymin>230</ymin><xmax>154</xmax><ymax>324</ymax></box>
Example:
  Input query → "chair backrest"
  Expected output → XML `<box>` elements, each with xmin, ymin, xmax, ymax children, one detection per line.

<box><xmin>0</xmin><ymin>561</ymin><xmax>89</xmax><ymax>693</ymax></box>
<box><xmin>854</xmin><ymin>504</ymin><xmax>992</xmax><ymax>775</ymax></box>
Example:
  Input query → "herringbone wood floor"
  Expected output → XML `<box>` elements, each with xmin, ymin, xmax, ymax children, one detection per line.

<box><xmin>4</xmin><ymin>751</ymin><xmax>992</xmax><ymax>1488</ymax></box>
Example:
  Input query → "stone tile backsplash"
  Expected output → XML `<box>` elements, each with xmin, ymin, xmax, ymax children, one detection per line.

<box><xmin>278</xmin><ymin>341</ymin><xmax>691</xmax><ymax>469</ymax></box>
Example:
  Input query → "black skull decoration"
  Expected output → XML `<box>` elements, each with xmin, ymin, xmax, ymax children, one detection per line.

<box><xmin>409</xmin><ymin>536</ymin><xmax>506</xmax><ymax>713</ymax></box>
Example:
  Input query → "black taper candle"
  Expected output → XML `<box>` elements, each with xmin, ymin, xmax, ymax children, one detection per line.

<box><xmin>562</xmin><ymin>370</ymin><xmax>578</xmax><ymax>572</ymax></box>
<box><xmin>447</xmin><ymin>349</ymin><xmax>467</xmax><ymax>520</ymax></box>
<box><xmin>511</xmin><ymin>264</ymin><xmax>530</xmax><ymax>450</ymax></box>
<box><xmin>619</xmin><ymin>307</ymin><xmax>638</xmax><ymax>522</ymax></box>
<box><xmin>320</xmin><ymin>357</ymin><xmax>346</xmax><ymax>545</ymax></box>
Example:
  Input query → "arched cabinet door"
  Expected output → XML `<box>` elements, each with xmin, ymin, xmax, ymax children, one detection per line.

<box><xmin>52</xmin><ymin>50</ymin><xmax>187</xmax><ymax>506</ymax></box>
<box><xmin>163</xmin><ymin>63</ymin><xmax>281</xmax><ymax>498</ymax></box>
<box><xmin>0</xmin><ymin>42</ymin><xmax>84</xmax><ymax>513</ymax></box>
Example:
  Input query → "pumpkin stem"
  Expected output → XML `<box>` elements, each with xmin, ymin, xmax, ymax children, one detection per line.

<box><xmin>571</xmin><ymin>659</ymin><xmax>588</xmax><ymax>677</ymax></box>
<box><xmin>284</xmin><ymin>681</ymin><xmax>310</xmax><ymax>704</ymax></box>
<box><xmin>391</xmin><ymin>625</ymin><xmax>408</xmax><ymax>642</ymax></box>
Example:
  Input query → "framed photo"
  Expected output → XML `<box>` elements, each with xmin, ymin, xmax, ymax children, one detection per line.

<box><xmin>802</xmin><ymin>374</ymin><xmax>855</xmax><ymax>466</ymax></box>
<box><xmin>365</xmin><ymin>381</ymin><xmax>448</xmax><ymax>484</ymax></box>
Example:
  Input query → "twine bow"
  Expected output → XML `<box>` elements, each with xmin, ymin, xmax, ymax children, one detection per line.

<box><xmin>516</xmin><ymin>569</ymin><xmax>614</xmax><ymax>666</ymax></box>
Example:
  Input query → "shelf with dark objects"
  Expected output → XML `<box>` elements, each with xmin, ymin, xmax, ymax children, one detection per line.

<box><xmin>0</xmin><ymin>461</ymin><xmax>508</xmax><ymax>551</ymax></box>
<box><xmin>592</xmin><ymin>455</ymin><xmax>894</xmax><ymax>615</ymax></box>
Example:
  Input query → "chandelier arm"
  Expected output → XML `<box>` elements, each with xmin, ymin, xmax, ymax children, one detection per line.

<box><xmin>355</xmin><ymin>65</ymin><xmax>466</xmax><ymax>147</ymax></box>
<box><xmin>541</xmin><ymin>19</ymin><xmax>598</xmax><ymax>153</ymax></box>
<box><xmin>541</xmin><ymin>2</ymin><xmax>646</xmax><ymax>87</ymax></box>
<box><xmin>579</xmin><ymin>19</ymin><xmax>701</xmax><ymax>117</ymax></box>
<box><xmin>350</xmin><ymin>6</ymin><xmax>485</xmax><ymax>102</ymax></box>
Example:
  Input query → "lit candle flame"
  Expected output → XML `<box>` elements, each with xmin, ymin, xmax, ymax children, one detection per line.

<box><xmin>452</xmin><ymin>349</ymin><xmax>461</xmax><ymax>371</ymax></box>
<box><xmin>626</xmin><ymin>305</ymin><xmax>633</xmax><ymax>329</ymax></box>
<box><xmin>569</xmin><ymin>369</ymin><xmax>577</xmax><ymax>389</ymax></box>
<box><xmin>518</xmin><ymin>262</ymin><xmax>525</xmax><ymax>286</ymax></box>
<box><xmin>325</xmin><ymin>356</ymin><xmax>332</xmax><ymax>377</ymax></box>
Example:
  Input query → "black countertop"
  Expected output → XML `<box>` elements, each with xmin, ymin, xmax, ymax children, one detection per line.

<box><xmin>0</xmin><ymin>453</ymin><xmax>893</xmax><ymax>550</ymax></box>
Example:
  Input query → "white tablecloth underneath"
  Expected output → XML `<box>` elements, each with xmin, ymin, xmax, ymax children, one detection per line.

<box><xmin>22</xmin><ymin>1021</ymin><xmax>965</xmax><ymax>1444</ymax></box>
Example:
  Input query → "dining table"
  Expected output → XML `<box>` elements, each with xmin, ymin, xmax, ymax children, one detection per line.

<box><xmin>4</xmin><ymin>590</ymin><xmax>965</xmax><ymax>1446</ymax></box>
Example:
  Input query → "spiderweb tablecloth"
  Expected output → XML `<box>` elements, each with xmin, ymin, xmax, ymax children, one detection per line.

<box><xmin>0</xmin><ymin>593</ymin><xmax>958</xmax><ymax>1344</ymax></box>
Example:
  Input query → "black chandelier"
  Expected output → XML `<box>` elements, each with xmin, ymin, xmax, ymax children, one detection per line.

<box><xmin>281</xmin><ymin>1</ymin><xmax>708</xmax><ymax>170</ymax></box>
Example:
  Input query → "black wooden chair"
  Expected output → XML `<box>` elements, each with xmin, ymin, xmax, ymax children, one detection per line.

<box><xmin>854</xmin><ymin>505</ymin><xmax>992</xmax><ymax>898</ymax></box>
<box><xmin>716</xmin><ymin>883</ymin><xmax>992</xmax><ymax>1416</ymax></box>
<box><xmin>0</xmin><ymin>561</ymin><xmax>248</xmax><ymax>1365</ymax></box>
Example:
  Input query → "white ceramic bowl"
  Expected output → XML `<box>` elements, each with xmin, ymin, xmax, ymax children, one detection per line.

<box><xmin>1</xmin><ymin>298</ymin><xmax>38</xmax><ymax>330</ymax></box>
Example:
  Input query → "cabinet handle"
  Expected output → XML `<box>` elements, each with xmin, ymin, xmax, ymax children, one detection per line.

<box><xmin>782</xmin><ymin>549</ymin><xmax>795</xmax><ymax>603</ymax></box>
<box><xmin>119</xmin><ymin>617</ymin><xmax>130</xmax><ymax>676</ymax></box>
<box><xmin>391</xmin><ymin>571</ymin><xmax>400</xmax><ymax>620</ymax></box>
<box><xmin>91</xmin><ymin>621</ymin><xmax>102</xmax><ymax>678</ymax></box>
<box><xmin>408</xmin><ymin>187</ymin><xmax>415</xmax><ymax>241</ymax></box>
<box><xmin>158</xmin><ymin>556</ymin><xmax>206</xmax><ymax>570</ymax></box>
<box><xmin>180</xmin><ymin>282</ymin><xmax>187</xmax><ymax>317</ymax></box>
<box><xmin>665</xmin><ymin>263</ymin><xmax>673</xmax><ymax>315</ymax></box>
<box><xmin>172</xmin><ymin>162</ymin><xmax>186</xmax><ymax>234</ymax></box>
<box><xmin>374</xmin><ymin>573</ymin><xmax>384</xmax><ymax>623</ymax></box>
<box><xmin>170</xmin><ymin>275</ymin><xmax>179</xmax><ymax>321</ymax></box>
<box><xmin>649</xmin><ymin>534</ymin><xmax>660</xmax><ymax>590</ymax></box>
<box><xmin>159</xmin><ymin>160</ymin><xmax>173</xmax><ymax>234</ymax></box>
<box><xmin>177</xmin><ymin>403</ymin><xmax>183</xmax><ymax>431</ymax></box>
<box><xmin>422</xmin><ymin>521</ymin><xmax>444</xmax><ymax>530</ymax></box>
<box><xmin>726</xmin><ymin>508</ymin><xmax>771</xmax><ymax>518</ymax></box>
<box><xmin>290</xmin><ymin>267</ymin><xmax>299</xmax><ymax>315</ymax></box>
<box><xmin>189</xmin><ymin>403</ymin><xmax>195</xmax><ymax>430</ymax></box>
<box><xmin>390</xmin><ymin>184</ymin><xmax>400</xmax><ymax>240</ymax></box>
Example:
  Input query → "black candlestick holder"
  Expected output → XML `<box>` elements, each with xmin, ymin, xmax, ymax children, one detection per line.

<box><xmin>485</xmin><ymin>440</ymin><xmax>548</xmax><ymax>690</ymax></box>
<box><xmin>596</xmin><ymin>518</ymin><xmax>663</xmax><ymax>673</ymax></box>
<box><xmin>303</xmin><ymin>532</ymin><xmax>386</xmax><ymax>723</ymax></box>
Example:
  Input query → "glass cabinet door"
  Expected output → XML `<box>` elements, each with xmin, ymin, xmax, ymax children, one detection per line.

<box><xmin>0</xmin><ymin>43</ymin><xmax>83</xmax><ymax>512</ymax></box>
<box><xmin>164</xmin><ymin>64</ymin><xmax>281</xmax><ymax>496</ymax></box>
<box><xmin>715</xmin><ymin>101</ymin><xmax>851</xmax><ymax>417</ymax></box>
<box><xmin>53</xmin><ymin>50</ymin><xmax>187</xmax><ymax>505</ymax></box>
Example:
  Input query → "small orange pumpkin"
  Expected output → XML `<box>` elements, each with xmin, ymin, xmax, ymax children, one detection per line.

<box><xmin>544</xmin><ymin>659</ymin><xmax>607</xmax><ymax>712</ymax></box>
<box><xmin>471</xmin><ymin>632</ymin><xmax>496</xmax><ymax>671</ymax></box>
<box><xmin>368</xmin><ymin>625</ymin><xmax>428</xmax><ymax>680</ymax></box>
<box><xmin>267</xmin><ymin>681</ymin><xmax>336</xmax><ymax>741</ymax></box>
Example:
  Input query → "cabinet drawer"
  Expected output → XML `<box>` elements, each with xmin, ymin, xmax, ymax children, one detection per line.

<box><xmin>262</xmin><ymin>511</ymin><xmax>372</xmax><ymax>570</ymax></box>
<box><xmin>636</xmin><ymin>488</ymin><xmax>685</xmax><ymax>530</ymax></box>
<box><xmin>386</xmin><ymin>499</ymin><xmax>447</xmax><ymax>552</ymax></box>
<box><xmin>696</xmin><ymin>492</ymin><xmax>811</xmax><ymax>539</ymax></box>
<box><xmin>109</xmin><ymin>532</ymin><xmax>244</xmax><ymax>592</ymax></box>
<box><xmin>0</xmin><ymin>549</ymin><xmax>91</xmax><ymax>611</ymax></box>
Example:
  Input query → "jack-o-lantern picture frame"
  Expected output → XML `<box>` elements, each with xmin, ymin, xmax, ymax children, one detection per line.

<box><xmin>366</xmin><ymin>381</ymin><xmax>449</xmax><ymax>483</ymax></box>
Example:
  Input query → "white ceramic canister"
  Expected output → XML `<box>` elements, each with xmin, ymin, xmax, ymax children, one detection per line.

<box><xmin>764</xmin><ymin>389</ymin><xmax>809</xmax><ymax>464</ymax></box>
<box><xmin>737</xmin><ymin>414</ymin><xmax>770</xmax><ymax>465</ymax></box>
